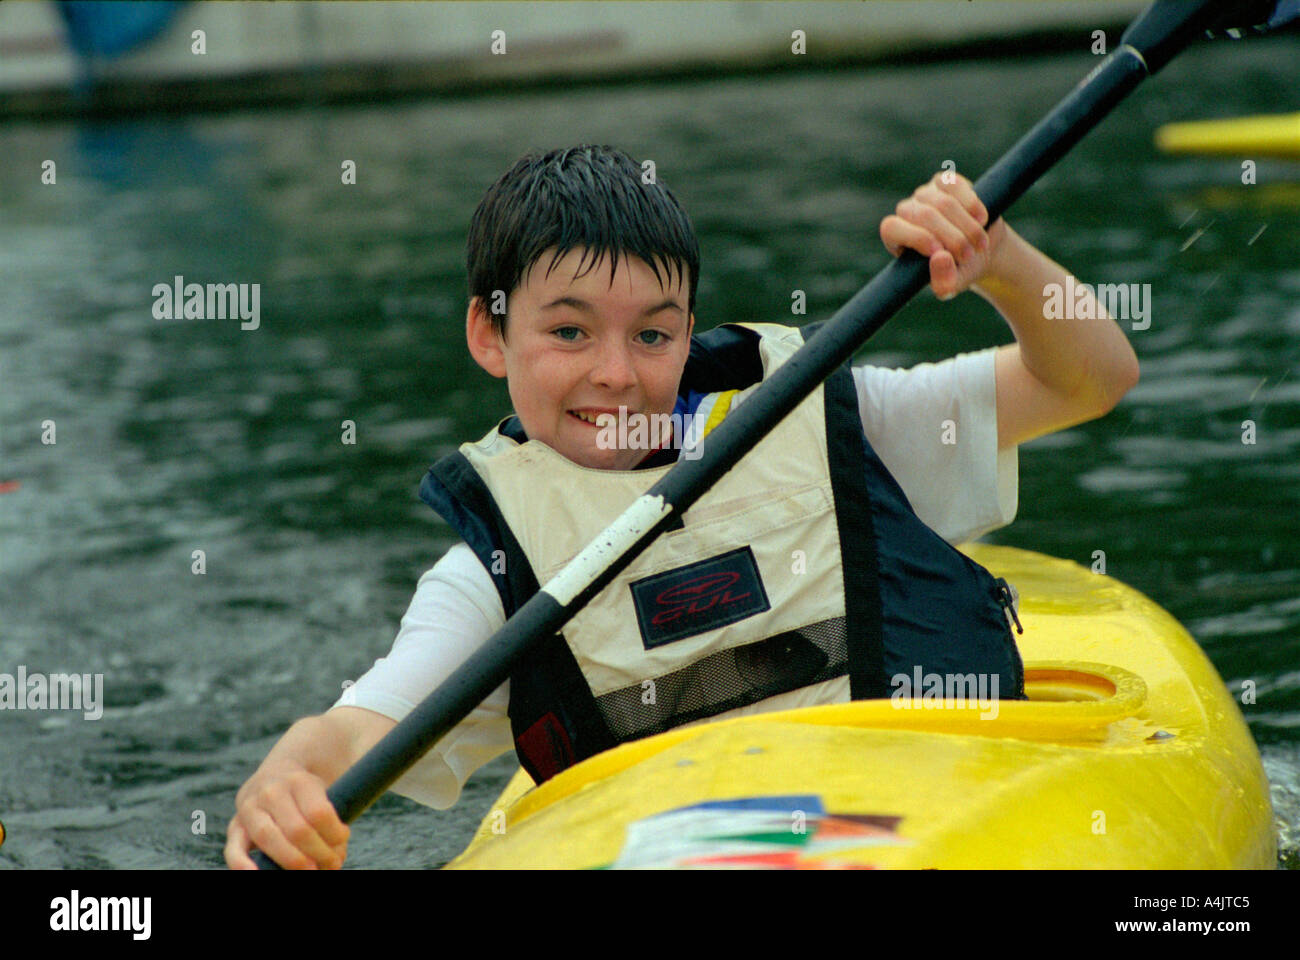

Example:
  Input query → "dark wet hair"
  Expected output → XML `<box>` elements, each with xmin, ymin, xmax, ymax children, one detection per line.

<box><xmin>466</xmin><ymin>144</ymin><xmax>700</xmax><ymax>338</ymax></box>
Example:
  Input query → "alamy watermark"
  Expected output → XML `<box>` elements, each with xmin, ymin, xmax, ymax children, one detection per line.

<box><xmin>0</xmin><ymin>666</ymin><xmax>103</xmax><ymax>720</ymax></box>
<box><xmin>593</xmin><ymin>407</ymin><xmax>708</xmax><ymax>460</ymax></box>
<box><xmin>50</xmin><ymin>890</ymin><xmax>150</xmax><ymax>940</ymax></box>
<box><xmin>152</xmin><ymin>275</ymin><xmax>260</xmax><ymax>329</ymax></box>
<box><xmin>1043</xmin><ymin>274</ymin><xmax>1150</xmax><ymax>331</ymax></box>
<box><xmin>890</xmin><ymin>667</ymin><xmax>1000</xmax><ymax>719</ymax></box>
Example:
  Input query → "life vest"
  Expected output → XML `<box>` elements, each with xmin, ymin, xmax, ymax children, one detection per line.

<box><xmin>420</xmin><ymin>322</ymin><xmax>1025</xmax><ymax>785</ymax></box>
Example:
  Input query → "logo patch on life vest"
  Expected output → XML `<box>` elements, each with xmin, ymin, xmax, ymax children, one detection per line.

<box><xmin>629</xmin><ymin>547</ymin><xmax>771</xmax><ymax>649</ymax></box>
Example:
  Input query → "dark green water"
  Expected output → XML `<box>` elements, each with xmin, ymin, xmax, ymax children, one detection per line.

<box><xmin>2</xmin><ymin>38</ymin><xmax>1298</xmax><ymax>868</ymax></box>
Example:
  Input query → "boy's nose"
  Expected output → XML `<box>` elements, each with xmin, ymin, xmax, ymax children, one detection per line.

<box><xmin>589</xmin><ymin>341</ymin><xmax>638</xmax><ymax>392</ymax></box>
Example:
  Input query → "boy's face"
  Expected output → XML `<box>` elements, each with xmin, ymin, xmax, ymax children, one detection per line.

<box><xmin>467</xmin><ymin>247</ymin><xmax>694</xmax><ymax>470</ymax></box>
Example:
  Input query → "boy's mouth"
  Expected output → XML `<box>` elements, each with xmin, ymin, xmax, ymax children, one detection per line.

<box><xmin>567</xmin><ymin>408</ymin><xmax>620</xmax><ymax>427</ymax></box>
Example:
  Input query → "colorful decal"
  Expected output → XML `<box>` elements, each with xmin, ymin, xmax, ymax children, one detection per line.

<box><xmin>609</xmin><ymin>795</ymin><xmax>908</xmax><ymax>869</ymax></box>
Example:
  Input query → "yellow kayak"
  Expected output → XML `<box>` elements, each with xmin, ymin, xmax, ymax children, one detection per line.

<box><xmin>1155</xmin><ymin>112</ymin><xmax>1300</xmax><ymax>160</ymax></box>
<box><xmin>449</xmin><ymin>544</ymin><xmax>1275</xmax><ymax>869</ymax></box>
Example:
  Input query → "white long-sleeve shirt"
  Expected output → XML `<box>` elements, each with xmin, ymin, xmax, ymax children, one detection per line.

<box><xmin>334</xmin><ymin>347</ymin><xmax>1019</xmax><ymax>808</ymax></box>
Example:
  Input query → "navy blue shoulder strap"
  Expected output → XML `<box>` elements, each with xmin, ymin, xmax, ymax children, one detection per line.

<box><xmin>418</xmin><ymin>453</ymin><xmax>534</xmax><ymax>616</ymax></box>
<box><xmin>822</xmin><ymin>363</ymin><xmax>888</xmax><ymax>698</ymax></box>
<box><xmin>680</xmin><ymin>323</ymin><xmax>765</xmax><ymax>394</ymax></box>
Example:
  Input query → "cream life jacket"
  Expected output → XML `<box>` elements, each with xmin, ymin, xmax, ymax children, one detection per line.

<box><xmin>420</xmin><ymin>322</ymin><xmax>1025</xmax><ymax>784</ymax></box>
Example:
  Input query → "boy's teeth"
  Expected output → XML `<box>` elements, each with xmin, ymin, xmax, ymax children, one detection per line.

<box><xmin>572</xmin><ymin>410</ymin><xmax>628</xmax><ymax>424</ymax></box>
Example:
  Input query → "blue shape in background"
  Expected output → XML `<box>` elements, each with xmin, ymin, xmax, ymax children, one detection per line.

<box><xmin>56</xmin><ymin>1</ymin><xmax>188</xmax><ymax>59</ymax></box>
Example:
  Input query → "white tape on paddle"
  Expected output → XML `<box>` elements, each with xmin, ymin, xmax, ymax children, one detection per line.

<box><xmin>542</xmin><ymin>494</ymin><xmax>674</xmax><ymax>607</ymax></box>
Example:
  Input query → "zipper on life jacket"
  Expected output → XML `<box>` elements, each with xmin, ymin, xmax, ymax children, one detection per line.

<box><xmin>994</xmin><ymin>577</ymin><xmax>1023</xmax><ymax>635</ymax></box>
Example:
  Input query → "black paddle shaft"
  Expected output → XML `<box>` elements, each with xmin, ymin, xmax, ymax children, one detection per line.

<box><xmin>248</xmin><ymin>0</ymin><xmax>1274</xmax><ymax>869</ymax></box>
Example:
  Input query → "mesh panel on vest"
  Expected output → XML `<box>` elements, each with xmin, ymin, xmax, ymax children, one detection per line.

<box><xmin>592</xmin><ymin>617</ymin><xmax>849</xmax><ymax>742</ymax></box>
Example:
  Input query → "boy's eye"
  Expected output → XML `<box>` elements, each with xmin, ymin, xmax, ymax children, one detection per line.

<box><xmin>636</xmin><ymin>329</ymin><xmax>667</xmax><ymax>346</ymax></box>
<box><xmin>553</xmin><ymin>326</ymin><xmax>582</xmax><ymax>342</ymax></box>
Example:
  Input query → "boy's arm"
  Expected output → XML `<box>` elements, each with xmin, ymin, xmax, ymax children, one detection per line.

<box><xmin>225</xmin><ymin>706</ymin><xmax>394</xmax><ymax>870</ymax></box>
<box><xmin>973</xmin><ymin>224</ymin><xmax>1140</xmax><ymax>449</ymax></box>
<box><xmin>881</xmin><ymin>170</ymin><xmax>1139</xmax><ymax>450</ymax></box>
<box><xmin>226</xmin><ymin>545</ymin><xmax>513</xmax><ymax>869</ymax></box>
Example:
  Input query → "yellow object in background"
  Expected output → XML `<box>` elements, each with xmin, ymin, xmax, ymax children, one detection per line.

<box><xmin>1155</xmin><ymin>112</ymin><xmax>1300</xmax><ymax>160</ymax></box>
<box><xmin>450</xmin><ymin>545</ymin><xmax>1275</xmax><ymax>869</ymax></box>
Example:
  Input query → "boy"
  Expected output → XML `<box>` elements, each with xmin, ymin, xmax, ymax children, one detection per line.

<box><xmin>226</xmin><ymin>144</ymin><xmax>1138</xmax><ymax>870</ymax></box>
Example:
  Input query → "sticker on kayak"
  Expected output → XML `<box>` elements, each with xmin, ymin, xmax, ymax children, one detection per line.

<box><xmin>607</xmin><ymin>795</ymin><xmax>908</xmax><ymax>869</ymax></box>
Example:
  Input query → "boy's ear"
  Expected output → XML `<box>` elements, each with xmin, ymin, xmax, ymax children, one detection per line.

<box><xmin>466</xmin><ymin>296</ymin><xmax>508</xmax><ymax>379</ymax></box>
